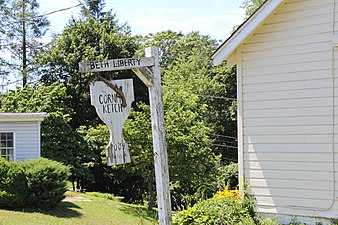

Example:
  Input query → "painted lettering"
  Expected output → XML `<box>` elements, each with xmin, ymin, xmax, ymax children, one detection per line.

<box><xmin>112</xmin><ymin>142</ymin><xmax>125</xmax><ymax>152</ymax></box>
<box><xmin>90</xmin><ymin>62</ymin><xmax>95</xmax><ymax>69</ymax></box>
<box><xmin>101</xmin><ymin>103</ymin><xmax>123</xmax><ymax>114</ymax></box>
<box><xmin>111</xmin><ymin>58</ymin><xmax>142</xmax><ymax>68</ymax></box>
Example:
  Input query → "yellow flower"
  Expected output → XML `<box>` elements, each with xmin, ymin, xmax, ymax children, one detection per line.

<box><xmin>212</xmin><ymin>188</ymin><xmax>240</xmax><ymax>201</ymax></box>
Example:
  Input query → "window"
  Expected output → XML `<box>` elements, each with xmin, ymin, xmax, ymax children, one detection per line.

<box><xmin>0</xmin><ymin>133</ymin><xmax>14</xmax><ymax>161</ymax></box>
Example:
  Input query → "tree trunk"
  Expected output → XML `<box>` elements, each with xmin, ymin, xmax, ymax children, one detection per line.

<box><xmin>22</xmin><ymin>0</ymin><xmax>27</xmax><ymax>87</ymax></box>
<box><xmin>148</xmin><ymin>178</ymin><xmax>155</xmax><ymax>210</ymax></box>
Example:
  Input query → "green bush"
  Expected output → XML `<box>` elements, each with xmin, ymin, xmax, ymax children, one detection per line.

<box><xmin>22</xmin><ymin>158</ymin><xmax>70</xmax><ymax>210</ymax></box>
<box><xmin>176</xmin><ymin>197</ymin><xmax>257</xmax><ymax>225</ymax></box>
<box><xmin>217</xmin><ymin>163</ymin><xmax>238</xmax><ymax>190</ymax></box>
<box><xmin>0</xmin><ymin>158</ymin><xmax>28</xmax><ymax>208</ymax></box>
<box><xmin>176</xmin><ymin>188</ymin><xmax>259</xmax><ymax>225</ymax></box>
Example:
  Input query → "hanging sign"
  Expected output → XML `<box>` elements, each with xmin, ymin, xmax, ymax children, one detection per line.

<box><xmin>90</xmin><ymin>79</ymin><xmax>134</xmax><ymax>166</ymax></box>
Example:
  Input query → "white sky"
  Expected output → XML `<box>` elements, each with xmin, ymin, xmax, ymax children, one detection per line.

<box><xmin>37</xmin><ymin>0</ymin><xmax>246</xmax><ymax>41</ymax></box>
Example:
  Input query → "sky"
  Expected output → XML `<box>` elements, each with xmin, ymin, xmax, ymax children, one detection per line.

<box><xmin>37</xmin><ymin>0</ymin><xmax>246</xmax><ymax>41</ymax></box>
<box><xmin>2</xmin><ymin>0</ymin><xmax>246</xmax><ymax>91</ymax></box>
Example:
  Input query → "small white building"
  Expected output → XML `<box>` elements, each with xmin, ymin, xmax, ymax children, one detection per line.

<box><xmin>0</xmin><ymin>113</ymin><xmax>47</xmax><ymax>162</ymax></box>
<box><xmin>212</xmin><ymin>0</ymin><xmax>338</xmax><ymax>223</ymax></box>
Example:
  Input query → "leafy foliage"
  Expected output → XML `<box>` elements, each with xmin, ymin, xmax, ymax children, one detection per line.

<box><xmin>217</xmin><ymin>163</ymin><xmax>238</xmax><ymax>190</ymax></box>
<box><xmin>38</xmin><ymin>7</ymin><xmax>143</xmax><ymax>128</ymax></box>
<box><xmin>0</xmin><ymin>158</ymin><xmax>28</xmax><ymax>208</ymax></box>
<box><xmin>22</xmin><ymin>158</ymin><xmax>70</xmax><ymax>210</ymax></box>
<box><xmin>176</xmin><ymin>189</ymin><xmax>257</xmax><ymax>225</ymax></box>
<box><xmin>241</xmin><ymin>0</ymin><xmax>266</xmax><ymax>17</ymax></box>
<box><xmin>0</xmin><ymin>158</ymin><xmax>69</xmax><ymax>210</ymax></box>
<box><xmin>142</xmin><ymin>31</ymin><xmax>237</xmax><ymax>164</ymax></box>
<box><xmin>77</xmin><ymin>124</ymin><xmax>146</xmax><ymax>203</ymax></box>
<box><xmin>0</xmin><ymin>84</ymin><xmax>91</xmax><ymax>189</ymax></box>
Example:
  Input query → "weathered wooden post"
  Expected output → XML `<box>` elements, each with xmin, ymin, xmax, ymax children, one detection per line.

<box><xmin>145</xmin><ymin>46</ymin><xmax>172</xmax><ymax>225</ymax></box>
<box><xmin>78</xmin><ymin>46</ymin><xmax>172</xmax><ymax>225</ymax></box>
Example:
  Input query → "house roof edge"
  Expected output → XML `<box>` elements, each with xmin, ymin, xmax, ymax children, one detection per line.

<box><xmin>211</xmin><ymin>0</ymin><xmax>285</xmax><ymax>65</ymax></box>
<box><xmin>0</xmin><ymin>112</ymin><xmax>49</xmax><ymax>122</ymax></box>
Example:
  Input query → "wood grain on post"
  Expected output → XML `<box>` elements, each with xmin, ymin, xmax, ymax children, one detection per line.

<box><xmin>146</xmin><ymin>46</ymin><xmax>172</xmax><ymax>225</ymax></box>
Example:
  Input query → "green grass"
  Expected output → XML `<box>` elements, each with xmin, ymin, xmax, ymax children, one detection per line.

<box><xmin>0</xmin><ymin>191</ymin><xmax>158</xmax><ymax>225</ymax></box>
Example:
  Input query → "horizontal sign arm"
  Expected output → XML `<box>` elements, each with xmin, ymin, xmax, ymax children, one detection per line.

<box><xmin>79</xmin><ymin>57</ymin><xmax>155</xmax><ymax>73</ymax></box>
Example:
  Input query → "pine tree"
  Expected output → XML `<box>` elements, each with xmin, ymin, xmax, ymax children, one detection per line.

<box><xmin>1</xmin><ymin>0</ymin><xmax>49</xmax><ymax>87</ymax></box>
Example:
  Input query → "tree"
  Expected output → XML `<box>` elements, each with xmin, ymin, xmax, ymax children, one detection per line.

<box><xmin>241</xmin><ymin>0</ymin><xmax>266</xmax><ymax>17</ymax></box>
<box><xmin>80</xmin><ymin>0</ymin><xmax>106</xmax><ymax>20</ymax></box>
<box><xmin>0</xmin><ymin>0</ymin><xmax>12</xmax><ymax>91</ymax></box>
<box><xmin>0</xmin><ymin>83</ymin><xmax>92</xmax><ymax>191</ymax></box>
<box><xmin>38</xmin><ymin>2</ymin><xmax>142</xmax><ymax>129</ymax></box>
<box><xmin>77</xmin><ymin>124</ymin><xmax>146</xmax><ymax>203</ymax></box>
<box><xmin>143</xmin><ymin>31</ymin><xmax>238</xmax><ymax>164</ymax></box>
<box><xmin>1</xmin><ymin>0</ymin><xmax>49</xmax><ymax>87</ymax></box>
<box><xmin>122</xmin><ymin>32</ymin><xmax>235</xmax><ymax>208</ymax></box>
<box><xmin>136</xmin><ymin>30</ymin><xmax>184</xmax><ymax>70</ymax></box>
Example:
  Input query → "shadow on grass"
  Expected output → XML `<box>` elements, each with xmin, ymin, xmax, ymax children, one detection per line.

<box><xmin>120</xmin><ymin>204</ymin><xmax>158</xmax><ymax>223</ymax></box>
<box><xmin>6</xmin><ymin>201</ymin><xmax>82</xmax><ymax>219</ymax></box>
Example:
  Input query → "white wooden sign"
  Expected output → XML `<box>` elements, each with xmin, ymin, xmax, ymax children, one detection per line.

<box><xmin>90</xmin><ymin>79</ymin><xmax>134</xmax><ymax>166</ymax></box>
<box><xmin>79</xmin><ymin>57</ymin><xmax>154</xmax><ymax>73</ymax></box>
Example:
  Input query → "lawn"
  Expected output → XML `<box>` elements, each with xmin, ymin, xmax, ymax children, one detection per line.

<box><xmin>0</xmin><ymin>191</ymin><xmax>158</xmax><ymax>225</ymax></box>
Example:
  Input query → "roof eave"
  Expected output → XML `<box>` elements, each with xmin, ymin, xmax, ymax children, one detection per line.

<box><xmin>211</xmin><ymin>0</ymin><xmax>285</xmax><ymax>66</ymax></box>
<box><xmin>0</xmin><ymin>112</ymin><xmax>49</xmax><ymax>122</ymax></box>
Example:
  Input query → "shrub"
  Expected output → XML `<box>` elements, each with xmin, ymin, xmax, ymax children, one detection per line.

<box><xmin>176</xmin><ymin>188</ymin><xmax>258</xmax><ymax>225</ymax></box>
<box><xmin>217</xmin><ymin>163</ymin><xmax>238</xmax><ymax>190</ymax></box>
<box><xmin>0</xmin><ymin>158</ymin><xmax>28</xmax><ymax>208</ymax></box>
<box><xmin>22</xmin><ymin>158</ymin><xmax>70</xmax><ymax>210</ymax></box>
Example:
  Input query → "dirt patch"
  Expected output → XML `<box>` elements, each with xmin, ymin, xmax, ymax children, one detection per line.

<box><xmin>62</xmin><ymin>196</ymin><xmax>93</xmax><ymax>202</ymax></box>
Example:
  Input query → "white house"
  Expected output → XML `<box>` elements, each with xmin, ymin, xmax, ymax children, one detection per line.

<box><xmin>0</xmin><ymin>113</ymin><xmax>47</xmax><ymax>162</ymax></box>
<box><xmin>212</xmin><ymin>0</ymin><xmax>338</xmax><ymax>223</ymax></box>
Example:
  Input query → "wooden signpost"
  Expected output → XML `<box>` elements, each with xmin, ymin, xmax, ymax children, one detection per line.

<box><xmin>79</xmin><ymin>47</ymin><xmax>172</xmax><ymax>225</ymax></box>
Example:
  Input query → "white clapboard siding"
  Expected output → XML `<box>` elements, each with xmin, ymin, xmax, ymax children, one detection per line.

<box><xmin>278</xmin><ymin>0</ymin><xmax>332</xmax><ymax>14</ymax></box>
<box><xmin>253</xmin><ymin>22</ymin><xmax>331</xmax><ymax>42</ymax></box>
<box><xmin>243</xmin><ymin>60</ymin><xmax>331</xmax><ymax>76</ymax></box>
<box><xmin>244</xmin><ymin>135</ymin><xmax>332</xmax><ymax>144</ymax></box>
<box><xmin>247</xmin><ymin>178</ymin><xmax>333</xmax><ymax>191</ymax></box>
<box><xmin>243</xmin><ymin>69</ymin><xmax>331</xmax><ymax>85</ymax></box>
<box><xmin>243</xmin><ymin>52</ymin><xmax>331</xmax><ymax>72</ymax></box>
<box><xmin>269</xmin><ymin>4</ymin><xmax>332</xmax><ymax>24</ymax></box>
<box><xmin>235</xmin><ymin>0</ymin><xmax>338</xmax><ymax>217</ymax></box>
<box><xmin>243</xmin><ymin>33</ymin><xmax>331</xmax><ymax>54</ymax></box>
<box><xmin>244</xmin><ymin>88</ymin><xmax>332</xmax><ymax>101</ymax></box>
<box><xmin>245</xmin><ymin>161</ymin><xmax>333</xmax><ymax>172</ymax></box>
<box><xmin>255</xmin><ymin>196</ymin><xmax>333</xmax><ymax>209</ymax></box>
<box><xmin>250</xmin><ymin>187</ymin><xmax>333</xmax><ymax>200</ymax></box>
<box><xmin>243</xmin><ymin>97</ymin><xmax>332</xmax><ymax>110</ymax></box>
<box><xmin>256</xmin><ymin>205</ymin><xmax>338</xmax><ymax>220</ymax></box>
<box><xmin>244</xmin><ymin>143</ymin><xmax>333</xmax><ymax>153</ymax></box>
<box><xmin>243</xmin><ymin>42</ymin><xmax>331</xmax><ymax>60</ymax></box>
<box><xmin>0</xmin><ymin>121</ymin><xmax>40</xmax><ymax>161</ymax></box>
<box><xmin>244</xmin><ymin>125</ymin><xmax>332</xmax><ymax>135</ymax></box>
<box><xmin>244</xmin><ymin>117</ymin><xmax>332</xmax><ymax>127</ymax></box>
<box><xmin>246</xmin><ymin>169</ymin><xmax>333</xmax><ymax>181</ymax></box>
<box><xmin>255</xmin><ymin>15</ymin><xmax>332</xmax><ymax>36</ymax></box>
<box><xmin>244</xmin><ymin>107</ymin><xmax>332</xmax><ymax>118</ymax></box>
<box><xmin>245</xmin><ymin>152</ymin><xmax>332</xmax><ymax>163</ymax></box>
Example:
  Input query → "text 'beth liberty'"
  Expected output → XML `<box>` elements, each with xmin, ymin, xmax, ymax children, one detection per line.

<box><xmin>90</xmin><ymin>58</ymin><xmax>141</xmax><ymax>70</ymax></box>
